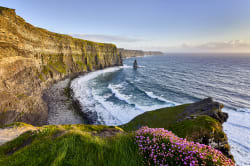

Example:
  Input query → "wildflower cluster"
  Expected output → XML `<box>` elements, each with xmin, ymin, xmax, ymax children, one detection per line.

<box><xmin>135</xmin><ymin>126</ymin><xmax>234</xmax><ymax>166</ymax></box>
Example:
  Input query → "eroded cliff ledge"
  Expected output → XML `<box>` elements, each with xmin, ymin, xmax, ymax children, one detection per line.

<box><xmin>0</xmin><ymin>7</ymin><xmax>122</xmax><ymax>125</ymax></box>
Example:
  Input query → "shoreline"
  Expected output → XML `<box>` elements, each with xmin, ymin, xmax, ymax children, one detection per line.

<box><xmin>43</xmin><ymin>72</ymin><xmax>91</xmax><ymax>125</ymax></box>
<box><xmin>43</xmin><ymin>66</ymin><xmax>123</xmax><ymax>125</ymax></box>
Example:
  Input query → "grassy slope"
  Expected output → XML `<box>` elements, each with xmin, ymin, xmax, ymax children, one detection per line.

<box><xmin>120</xmin><ymin>104</ymin><xmax>189</xmax><ymax>131</ymax></box>
<box><xmin>0</xmin><ymin>123</ymin><xmax>143</xmax><ymax>166</ymax></box>
<box><xmin>0</xmin><ymin>104</ymin><xmax>230</xmax><ymax>165</ymax></box>
<box><xmin>120</xmin><ymin>104</ymin><xmax>227</xmax><ymax>144</ymax></box>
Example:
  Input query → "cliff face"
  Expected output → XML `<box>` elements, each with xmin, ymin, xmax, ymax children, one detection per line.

<box><xmin>118</xmin><ymin>48</ymin><xmax>144</xmax><ymax>58</ymax></box>
<box><xmin>118</xmin><ymin>48</ymin><xmax>163</xmax><ymax>59</ymax></box>
<box><xmin>0</xmin><ymin>7</ymin><xmax>122</xmax><ymax>125</ymax></box>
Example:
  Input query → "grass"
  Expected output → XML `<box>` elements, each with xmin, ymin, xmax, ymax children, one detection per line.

<box><xmin>0</xmin><ymin>103</ymin><xmax>232</xmax><ymax>165</ymax></box>
<box><xmin>120</xmin><ymin>104</ymin><xmax>189</xmax><ymax>132</ymax></box>
<box><xmin>120</xmin><ymin>103</ymin><xmax>232</xmax><ymax>160</ymax></box>
<box><xmin>0</xmin><ymin>124</ymin><xmax>144</xmax><ymax>166</ymax></box>
<box><xmin>120</xmin><ymin>104</ymin><xmax>226</xmax><ymax>145</ymax></box>
<box><xmin>168</xmin><ymin>115</ymin><xmax>225</xmax><ymax>142</ymax></box>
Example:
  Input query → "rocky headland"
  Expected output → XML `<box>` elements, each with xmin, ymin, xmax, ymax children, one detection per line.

<box><xmin>121</xmin><ymin>98</ymin><xmax>233</xmax><ymax>159</ymax></box>
<box><xmin>0</xmin><ymin>6</ymin><xmax>122</xmax><ymax>126</ymax></box>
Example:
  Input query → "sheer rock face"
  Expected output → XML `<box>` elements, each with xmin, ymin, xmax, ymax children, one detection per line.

<box><xmin>0</xmin><ymin>7</ymin><xmax>122</xmax><ymax>125</ymax></box>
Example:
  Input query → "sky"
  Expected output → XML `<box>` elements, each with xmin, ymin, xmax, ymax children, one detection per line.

<box><xmin>1</xmin><ymin>0</ymin><xmax>250</xmax><ymax>53</ymax></box>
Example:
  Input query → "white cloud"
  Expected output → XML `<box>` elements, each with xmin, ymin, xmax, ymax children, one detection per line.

<box><xmin>164</xmin><ymin>40</ymin><xmax>250</xmax><ymax>53</ymax></box>
<box><xmin>198</xmin><ymin>40</ymin><xmax>250</xmax><ymax>50</ymax></box>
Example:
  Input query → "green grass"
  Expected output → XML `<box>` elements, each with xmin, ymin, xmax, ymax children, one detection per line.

<box><xmin>0</xmin><ymin>103</ymin><xmax>231</xmax><ymax>165</ymax></box>
<box><xmin>119</xmin><ymin>104</ymin><xmax>232</xmax><ymax>159</ymax></box>
<box><xmin>168</xmin><ymin>115</ymin><xmax>225</xmax><ymax>141</ymax></box>
<box><xmin>120</xmin><ymin>104</ymin><xmax>189</xmax><ymax>132</ymax></box>
<box><xmin>0</xmin><ymin>124</ymin><xmax>144</xmax><ymax>166</ymax></box>
<box><xmin>120</xmin><ymin>104</ymin><xmax>226</xmax><ymax>143</ymax></box>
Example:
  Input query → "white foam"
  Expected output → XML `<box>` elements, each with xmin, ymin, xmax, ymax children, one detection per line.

<box><xmin>236</xmin><ymin>108</ymin><xmax>250</xmax><ymax>113</ymax></box>
<box><xmin>223</xmin><ymin>108</ymin><xmax>250</xmax><ymax>166</ymax></box>
<box><xmin>91</xmin><ymin>88</ymin><xmax>144</xmax><ymax>125</ymax></box>
<box><xmin>71</xmin><ymin>67</ymin><xmax>123</xmax><ymax>124</ymax></box>
<box><xmin>71</xmin><ymin>68</ymin><xmax>179</xmax><ymax>126</ymax></box>
<box><xmin>108</xmin><ymin>84</ymin><xmax>134</xmax><ymax>105</ymax></box>
<box><xmin>145</xmin><ymin>91</ymin><xmax>179</xmax><ymax>105</ymax></box>
<box><xmin>122</xmin><ymin>64</ymin><xmax>133</xmax><ymax>69</ymax></box>
<box><xmin>71</xmin><ymin>66</ymin><xmax>146</xmax><ymax>125</ymax></box>
<box><xmin>108</xmin><ymin>83</ymin><xmax>177</xmax><ymax>112</ymax></box>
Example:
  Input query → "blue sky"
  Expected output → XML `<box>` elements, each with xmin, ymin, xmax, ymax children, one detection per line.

<box><xmin>1</xmin><ymin>0</ymin><xmax>250</xmax><ymax>52</ymax></box>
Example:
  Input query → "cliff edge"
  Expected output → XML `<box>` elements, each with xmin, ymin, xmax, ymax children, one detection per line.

<box><xmin>121</xmin><ymin>98</ymin><xmax>233</xmax><ymax>159</ymax></box>
<box><xmin>0</xmin><ymin>7</ymin><xmax>122</xmax><ymax>126</ymax></box>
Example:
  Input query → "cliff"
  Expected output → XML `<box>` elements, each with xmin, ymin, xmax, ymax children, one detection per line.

<box><xmin>0</xmin><ymin>7</ymin><xmax>122</xmax><ymax>126</ymax></box>
<box><xmin>118</xmin><ymin>48</ymin><xmax>144</xmax><ymax>58</ymax></box>
<box><xmin>121</xmin><ymin>98</ymin><xmax>233</xmax><ymax>160</ymax></box>
<box><xmin>143</xmin><ymin>51</ymin><xmax>164</xmax><ymax>56</ymax></box>
<box><xmin>118</xmin><ymin>48</ymin><xmax>163</xmax><ymax>58</ymax></box>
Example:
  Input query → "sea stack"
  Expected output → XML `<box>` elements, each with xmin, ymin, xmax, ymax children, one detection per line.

<box><xmin>133</xmin><ymin>59</ymin><xmax>138</xmax><ymax>69</ymax></box>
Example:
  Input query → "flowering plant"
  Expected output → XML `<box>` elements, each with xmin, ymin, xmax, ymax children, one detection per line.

<box><xmin>135</xmin><ymin>126</ymin><xmax>234</xmax><ymax>166</ymax></box>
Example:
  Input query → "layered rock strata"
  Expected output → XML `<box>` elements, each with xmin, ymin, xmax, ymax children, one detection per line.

<box><xmin>0</xmin><ymin>7</ymin><xmax>122</xmax><ymax>125</ymax></box>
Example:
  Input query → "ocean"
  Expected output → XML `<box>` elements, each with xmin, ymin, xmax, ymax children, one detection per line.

<box><xmin>71</xmin><ymin>54</ymin><xmax>250</xmax><ymax>165</ymax></box>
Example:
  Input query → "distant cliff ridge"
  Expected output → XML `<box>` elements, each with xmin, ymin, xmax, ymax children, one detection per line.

<box><xmin>0</xmin><ymin>7</ymin><xmax>122</xmax><ymax>125</ymax></box>
<box><xmin>118</xmin><ymin>48</ymin><xmax>163</xmax><ymax>58</ymax></box>
<box><xmin>143</xmin><ymin>51</ymin><xmax>164</xmax><ymax>56</ymax></box>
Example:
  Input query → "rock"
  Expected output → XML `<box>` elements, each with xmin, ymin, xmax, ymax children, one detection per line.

<box><xmin>44</xmin><ymin>78</ymin><xmax>86</xmax><ymax>125</ymax></box>
<box><xmin>133</xmin><ymin>59</ymin><xmax>138</xmax><ymax>69</ymax></box>
<box><xmin>0</xmin><ymin>6</ymin><xmax>122</xmax><ymax>126</ymax></box>
<box><xmin>184</xmin><ymin>97</ymin><xmax>228</xmax><ymax>123</ymax></box>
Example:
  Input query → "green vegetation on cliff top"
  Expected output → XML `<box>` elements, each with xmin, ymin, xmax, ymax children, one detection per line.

<box><xmin>0</xmin><ymin>123</ymin><xmax>143</xmax><ymax>166</ymax></box>
<box><xmin>120</xmin><ymin>104</ymin><xmax>232</xmax><ymax>160</ymax></box>
<box><xmin>0</xmin><ymin>104</ymin><xmax>231</xmax><ymax>165</ymax></box>
<box><xmin>120</xmin><ymin>104</ymin><xmax>226</xmax><ymax>143</ymax></box>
